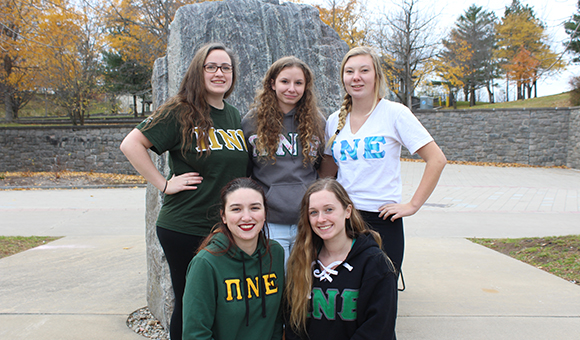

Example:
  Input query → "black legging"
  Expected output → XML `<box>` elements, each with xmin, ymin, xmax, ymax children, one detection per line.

<box><xmin>358</xmin><ymin>210</ymin><xmax>404</xmax><ymax>274</ymax></box>
<box><xmin>156</xmin><ymin>226</ymin><xmax>205</xmax><ymax>340</ymax></box>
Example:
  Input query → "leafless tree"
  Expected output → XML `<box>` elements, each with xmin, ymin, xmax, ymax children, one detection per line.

<box><xmin>371</xmin><ymin>0</ymin><xmax>439</xmax><ymax>108</ymax></box>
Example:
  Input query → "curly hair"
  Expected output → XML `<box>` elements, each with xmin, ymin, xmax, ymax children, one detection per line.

<box><xmin>249</xmin><ymin>56</ymin><xmax>324</xmax><ymax>165</ymax></box>
<box><xmin>285</xmin><ymin>178</ymin><xmax>381</xmax><ymax>334</ymax></box>
<box><xmin>327</xmin><ymin>46</ymin><xmax>387</xmax><ymax>147</ymax></box>
<box><xmin>142</xmin><ymin>42</ymin><xmax>238</xmax><ymax>156</ymax></box>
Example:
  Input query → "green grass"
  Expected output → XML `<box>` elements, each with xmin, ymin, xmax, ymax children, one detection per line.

<box><xmin>469</xmin><ymin>235</ymin><xmax>580</xmax><ymax>285</ymax></box>
<box><xmin>0</xmin><ymin>236</ymin><xmax>62</xmax><ymax>258</ymax></box>
<box><xmin>3</xmin><ymin>93</ymin><xmax>126</xmax><ymax>118</ymax></box>
<box><xmin>445</xmin><ymin>92</ymin><xmax>572</xmax><ymax>110</ymax></box>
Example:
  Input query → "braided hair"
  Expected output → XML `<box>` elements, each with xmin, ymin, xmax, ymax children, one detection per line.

<box><xmin>327</xmin><ymin>46</ymin><xmax>387</xmax><ymax>147</ymax></box>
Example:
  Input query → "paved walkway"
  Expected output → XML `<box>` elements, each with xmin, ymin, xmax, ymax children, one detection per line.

<box><xmin>1</xmin><ymin>162</ymin><xmax>579</xmax><ymax>339</ymax></box>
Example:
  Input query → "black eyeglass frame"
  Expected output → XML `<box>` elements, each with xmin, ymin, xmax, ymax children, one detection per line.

<box><xmin>203</xmin><ymin>63</ymin><xmax>234</xmax><ymax>73</ymax></box>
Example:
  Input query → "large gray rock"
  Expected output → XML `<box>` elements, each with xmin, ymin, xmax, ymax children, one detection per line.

<box><xmin>146</xmin><ymin>0</ymin><xmax>348</xmax><ymax>329</ymax></box>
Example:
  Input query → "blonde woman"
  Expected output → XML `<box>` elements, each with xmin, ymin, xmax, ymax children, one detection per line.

<box><xmin>285</xmin><ymin>178</ymin><xmax>397</xmax><ymax>340</ymax></box>
<box><xmin>321</xmin><ymin>46</ymin><xmax>447</xmax><ymax>278</ymax></box>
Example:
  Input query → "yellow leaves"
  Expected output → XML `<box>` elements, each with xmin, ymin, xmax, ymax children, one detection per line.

<box><xmin>494</xmin><ymin>8</ymin><xmax>566</xmax><ymax>90</ymax></box>
<box><xmin>495</xmin><ymin>11</ymin><xmax>544</xmax><ymax>60</ymax></box>
<box><xmin>433</xmin><ymin>38</ymin><xmax>473</xmax><ymax>90</ymax></box>
<box><xmin>315</xmin><ymin>0</ymin><xmax>366</xmax><ymax>48</ymax></box>
<box><xmin>104</xmin><ymin>0</ymin><xmax>218</xmax><ymax>68</ymax></box>
<box><xmin>1</xmin><ymin>0</ymin><xmax>41</xmax><ymax>91</ymax></box>
<box><xmin>0</xmin><ymin>171</ymin><xmax>147</xmax><ymax>189</ymax></box>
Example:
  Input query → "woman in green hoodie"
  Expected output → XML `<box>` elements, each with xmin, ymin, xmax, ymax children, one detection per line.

<box><xmin>182</xmin><ymin>177</ymin><xmax>285</xmax><ymax>340</ymax></box>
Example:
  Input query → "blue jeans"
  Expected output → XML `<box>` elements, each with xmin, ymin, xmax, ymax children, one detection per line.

<box><xmin>268</xmin><ymin>223</ymin><xmax>297</xmax><ymax>268</ymax></box>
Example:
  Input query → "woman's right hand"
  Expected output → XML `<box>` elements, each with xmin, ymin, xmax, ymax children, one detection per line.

<box><xmin>121</xmin><ymin>129</ymin><xmax>203</xmax><ymax>195</ymax></box>
<box><xmin>164</xmin><ymin>173</ymin><xmax>203</xmax><ymax>195</ymax></box>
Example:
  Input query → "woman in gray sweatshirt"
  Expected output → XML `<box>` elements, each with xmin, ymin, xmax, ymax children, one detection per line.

<box><xmin>242</xmin><ymin>56</ymin><xmax>326</xmax><ymax>265</ymax></box>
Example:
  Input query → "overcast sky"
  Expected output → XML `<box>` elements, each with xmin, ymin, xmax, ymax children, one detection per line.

<box><xmin>300</xmin><ymin>0</ymin><xmax>580</xmax><ymax>99</ymax></box>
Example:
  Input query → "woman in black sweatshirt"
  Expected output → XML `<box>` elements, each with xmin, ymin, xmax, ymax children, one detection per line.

<box><xmin>285</xmin><ymin>178</ymin><xmax>398</xmax><ymax>340</ymax></box>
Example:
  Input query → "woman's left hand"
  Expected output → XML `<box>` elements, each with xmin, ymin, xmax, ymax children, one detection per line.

<box><xmin>378</xmin><ymin>202</ymin><xmax>420</xmax><ymax>221</ymax></box>
<box><xmin>379</xmin><ymin>141</ymin><xmax>446</xmax><ymax>221</ymax></box>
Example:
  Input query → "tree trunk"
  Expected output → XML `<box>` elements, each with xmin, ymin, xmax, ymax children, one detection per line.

<box><xmin>4</xmin><ymin>90</ymin><xmax>15</xmax><ymax>122</ymax></box>
<box><xmin>469</xmin><ymin>86</ymin><xmax>476</xmax><ymax>106</ymax></box>
<box><xmin>133</xmin><ymin>95</ymin><xmax>138</xmax><ymax>118</ymax></box>
<box><xmin>486</xmin><ymin>84</ymin><xmax>494</xmax><ymax>103</ymax></box>
<box><xmin>70</xmin><ymin>109</ymin><xmax>78</xmax><ymax>125</ymax></box>
<box><xmin>450</xmin><ymin>91</ymin><xmax>457</xmax><ymax>109</ymax></box>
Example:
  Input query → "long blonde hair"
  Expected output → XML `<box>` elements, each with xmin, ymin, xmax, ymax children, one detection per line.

<box><xmin>327</xmin><ymin>46</ymin><xmax>387</xmax><ymax>147</ymax></box>
<box><xmin>249</xmin><ymin>56</ymin><xmax>324</xmax><ymax>165</ymax></box>
<box><xmin>142</xmin><ymin>43</ymin><xmax>238</xmax><ymax>156</ymax></box>
<box><xmin>285</xmin><ymin>178</ymin><xmax>381</xmax><ymax>334</ymax></box>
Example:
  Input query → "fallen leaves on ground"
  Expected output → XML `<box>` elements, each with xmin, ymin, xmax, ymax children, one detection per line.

<box><xmin>0</xmin><ymin>171</ymin><xmax>146</xmax><ymax>189</ymax></box>
<box><xmin>402</xmin><ymin>158</ymin><xmax>569</xmax><ymax>169</ymax></box>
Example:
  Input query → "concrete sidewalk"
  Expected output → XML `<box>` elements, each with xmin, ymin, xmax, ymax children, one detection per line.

<box><xmin>1</xmin><ymin>163</ymin><xmax>579</xmax><ymax>339</ymax></box>
<box><xmin>0</xmin><ymin>188</ymin><xmax>147</xmax><ymax>340</ymax></box>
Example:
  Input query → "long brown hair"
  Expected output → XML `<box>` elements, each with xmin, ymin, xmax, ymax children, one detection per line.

<box><xmin>143</xmin><ymin>42</ymin><xmax>238</xmax><ymax>156</ymax></box>
<box><xmin>249</xmin><ymin>56</ymin><xmax>324</xmax><ymax>165</ymax></box>
<box><xmin>327</xmin><ymin>46</ymin><xmax>387</xmax><ymax>147</ymax></box>
<box><xmin>197</xmin><ymin>177</ymin><xmax>271</xmax><ymax>256</ymax></box>
<box><xmin>285</xmin><ymin>178</ymin><xmax>381</xmax><ymax>334</ymax></box>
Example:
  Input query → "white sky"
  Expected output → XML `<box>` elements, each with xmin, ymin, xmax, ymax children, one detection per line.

<box><xmin>300</xmin><ymin>0</ymin><xmax>580</xmax><ymax>99</ymax></box>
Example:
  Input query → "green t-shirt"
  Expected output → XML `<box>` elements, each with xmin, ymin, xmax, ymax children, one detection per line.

<box><xmin>137</xmin><ymin>102</ymin><xmax>249</xmax><ymax>236</ymax></box>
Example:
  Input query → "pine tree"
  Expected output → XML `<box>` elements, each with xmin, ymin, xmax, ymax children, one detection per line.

<box><xmin>446</xmin><ymin>5</ymin><xmax>498</xmax><ymax>105</ymax></box>
<box><xmin>565</xmin><ymin>0</ymin><xmax>580</xmax><ymax>63</ymax></box>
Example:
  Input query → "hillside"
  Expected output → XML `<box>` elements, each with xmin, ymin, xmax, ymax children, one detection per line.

<box><xmin>443</xmin><ymin>91</ymin><xmax>573</xmax><ymax>110</ymax></box>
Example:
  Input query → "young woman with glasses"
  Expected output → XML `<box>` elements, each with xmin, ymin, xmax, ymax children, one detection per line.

<box><xmin>120</xmin><ymin>43</ymin><xmax>248</xmax><ymax>340</ymax></box>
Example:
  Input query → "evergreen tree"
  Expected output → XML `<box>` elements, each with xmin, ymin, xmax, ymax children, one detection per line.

<box><xmin>102</xmin><ymin>51</ymin><xmax>151</xmax><ymax>117</ymax></box>
<box><xmin>447</xmin><ymin>5</ymin><xmax>498</xmax><ymax>105</ymax></box>
<box><xmin>565</xmin><ymin>0</ymin><xmax>580</xmax><ymax>63</ymax></box>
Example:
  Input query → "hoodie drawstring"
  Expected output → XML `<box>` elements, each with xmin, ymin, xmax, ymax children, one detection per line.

<box><xmin>241</xmin><ymin>249</ymin><xmax>267</xmax><ymax>327</ymax></box>
<box><xmin>258</xmin><ymin>249</ymin><xmax>266</xmax><ymax>318</ymax></box>
<box><xmin>241</xmin><ymin>252</ymin><xmax>250</xmax><ymax>327</ymax></box>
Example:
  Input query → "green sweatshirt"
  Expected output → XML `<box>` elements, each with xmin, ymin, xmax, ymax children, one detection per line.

<box><xmin>182</xmin><ymin>232</ymin><xmax>284</xmax><ymax>340</ymax></box>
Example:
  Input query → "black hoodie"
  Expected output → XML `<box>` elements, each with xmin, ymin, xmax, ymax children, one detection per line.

<box><xmin>286</xmin><ymin>233</ymin><xmax>398</xmax><ymax>340</ymax></box>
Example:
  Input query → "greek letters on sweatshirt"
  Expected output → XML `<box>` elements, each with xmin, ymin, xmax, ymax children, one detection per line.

<box><xmin>138</xmin><ymin>102</ymin><xmax>248</xmax><ymax>236</ymax></box>
<box><xmin>182</xmin><ymin>232</ymin><xmax>285</xmax><ymax>340</ymax></box>
<box><xmin>242</xmin><ymin>108</ymin><xmax>325</xmax><ymax>224</ymax></box>
<box><xmin>285</xmin><ymin>233</ymin><xmax>398</xmax><ymax>340</ymax></box>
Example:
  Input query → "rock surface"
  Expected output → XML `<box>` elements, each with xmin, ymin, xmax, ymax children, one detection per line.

<box><xmin>147</xmin><ymin>0</ymin><xmax>348</xmax><ymax>330</ymax></box>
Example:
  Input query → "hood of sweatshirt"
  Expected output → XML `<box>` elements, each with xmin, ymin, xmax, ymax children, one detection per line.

<box><xmin>345</xmin><ymin>233</ymin><xmax>381</xmax><ymax>263</ymax></box>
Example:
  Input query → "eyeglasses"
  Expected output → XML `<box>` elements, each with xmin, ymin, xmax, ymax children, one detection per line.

<box><xmin>203</xmin><ymin>63</ymin><xmax>233</xmax><ymax>73</ymax></box>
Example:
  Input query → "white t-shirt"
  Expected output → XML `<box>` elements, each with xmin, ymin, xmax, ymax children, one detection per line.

<box><xmin>325</xmin><ymin>99</ymin><xmax>433</xmax><ymax>212</ymax></box>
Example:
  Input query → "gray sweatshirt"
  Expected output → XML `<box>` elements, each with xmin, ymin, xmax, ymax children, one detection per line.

<box><xmin>242</xmin><ymin>108</ymin><xmax>324</xmax><ymax>224</ymax></box>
